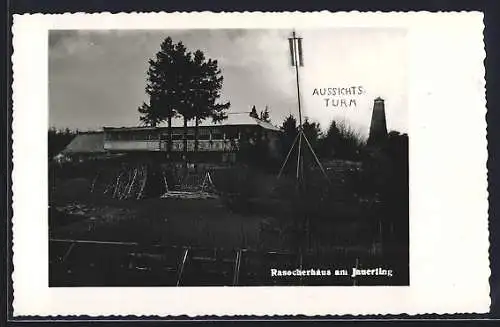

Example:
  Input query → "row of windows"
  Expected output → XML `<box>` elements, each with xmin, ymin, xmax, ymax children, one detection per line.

<box><xmin>104</xmin><ymin>132</ymin><xmax>157</xmax><ymax>141</ymax></box>
<box><xmin>106</xmin><ymin>130</ymin><xmax>242</xmax><ymax>141</ymax></box>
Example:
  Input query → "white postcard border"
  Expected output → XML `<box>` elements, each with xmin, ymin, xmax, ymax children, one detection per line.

<box><xmin>12</xmin><ymin>11</ymin><xmax>489</xmax><ymax>316</ymax></box>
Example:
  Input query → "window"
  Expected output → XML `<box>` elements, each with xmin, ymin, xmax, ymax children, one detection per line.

<box><xmin>199</xmin><ymin>128</ymin><xmax>210</xmax><ymax>140</ymax></box>
<box><xmin>131</xmin><ymin>132</ymin><xmax>142</xmax><ymax>140</ymax></box>
<box><xmin>122</xmin><ymin>132</ymin><xmax>132</xmax><ymax>141</ymax></box>
<box><xmin>211</xmin><ymin>132</ymin><xmax>223</xmax><ymax>140</ymax></box>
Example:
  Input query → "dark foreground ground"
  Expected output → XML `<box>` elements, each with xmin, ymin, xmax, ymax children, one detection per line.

<box><xmin>50</xmin><ymin>198</ymin><xmax>267</xmax><ymax>249</ymax></box>
<box><xmin>50</xmin><ymin>239</ymin><xmax>407</xmax><ymax>286</ymax></box>
<box><xmin>49</xmin><ymin>158</ymin><xmax>409</xmax><ymax>286</ymax></box>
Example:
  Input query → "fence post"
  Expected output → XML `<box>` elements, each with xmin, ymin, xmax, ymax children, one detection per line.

<box><xmin>176</xmin><ymin>248</ymin><xmax>189</xmax><ymax>287</ymax></box>
<box><xmin>233</xmin><ymin>249</ymin><xmax>242</xmax><ymax>286</ymax></box>
<box><xmin>353</xmin><ymin>257</ymin><xmax>359</xmax><ymax>286</ymax></box>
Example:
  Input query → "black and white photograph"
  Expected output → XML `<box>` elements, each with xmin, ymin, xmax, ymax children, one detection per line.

<box><xmin>12</xmin><ymin>11</ymin><xmax>489</xmax><ymax>316</ymax></box>
<box><xmin>48</xmin><ymin>27</ymin><xmax>409</xmax><ymax>287</ymax></box>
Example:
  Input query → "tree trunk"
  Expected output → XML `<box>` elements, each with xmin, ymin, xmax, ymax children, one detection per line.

<box><xmin>183</xmin><ymin>117</ymin><xmax>188</xmax><ymax>164</ymax></box>
<box><xmin>194</xmin><ymin>117</ymin><xmax>199</xmax><ymax>153</ymax></box>
<box><xmin>167</xmin><ymin>116</ymin><xmax>172</xmax><ymax>153</ymax></box>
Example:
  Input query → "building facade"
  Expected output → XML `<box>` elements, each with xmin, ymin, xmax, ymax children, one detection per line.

<box><xmin>101</xmin><ymin>115</ymin><xmax>282</xmax><ymax>162</ymax></box>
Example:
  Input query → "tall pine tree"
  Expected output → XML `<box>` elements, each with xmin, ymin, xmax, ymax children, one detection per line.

<box><xmin>139</xmin><ymin>37</ymin><xmax>230</xmax><ymax>156</ymax></box>
<box><xmin>190</xmin><ymin>51</ymin><xmax>229</xmax><ymax>152</ymax></box>
<box><xmin>259</xmin><ymin>106</ymin><xmax>271</xmax><ymax>122</ymax></box>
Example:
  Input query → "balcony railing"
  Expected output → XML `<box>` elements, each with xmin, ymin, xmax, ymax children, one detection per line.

<box><xmin>169</xmin><ymin>139</ymin><xmax>238</xmax><ymax>152</ymax></box>
<box><xmin>104</xmin><ymin>139</ymin><xmax>239</xmax><ymax>152</ymax></box>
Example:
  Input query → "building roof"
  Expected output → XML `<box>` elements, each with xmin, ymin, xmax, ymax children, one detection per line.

<box><xmin>104</xmin><ymin>113</ymin><xmax>281</xmax><ymax>132</ymax></box>
<box><xmin>61</xmin><ymin>132</ymin><xmax>106</xmax><ymax>154</ymax></box>
<box><xmin>199</xmin><ymin>113</ymin><xmax>281</xmax><ymax>132</ymax></box>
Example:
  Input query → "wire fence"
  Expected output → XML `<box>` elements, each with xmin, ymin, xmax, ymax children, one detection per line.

<box><xmin>49</xmin><ymin>239</ymin><xmax>408</xmax><ymax>287</ymax></box>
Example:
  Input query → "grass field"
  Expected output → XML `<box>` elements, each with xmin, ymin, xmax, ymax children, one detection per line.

<box><xmin>50</xmin><ymin>197</ymin><xmax>291</xmax><ymax>251</ymax></box>
<box><xmin>49</xmin><ymin>156</ymin><xmax>407</xmax><ymax>253</ymax></box>
<box><xmin>48</xmin><ymin>158</ymin><xmax>409</xmax><ymax>286</ymax></box>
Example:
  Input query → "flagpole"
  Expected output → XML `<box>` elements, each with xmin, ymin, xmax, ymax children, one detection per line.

<box><xmin>293</xmin><ymin>31</ymin><xmax>303</xmax><ymax>131</ymax></box>
<box><xmin>292</xmin><ymin>30</ymin><xmax>304</xmax><ymax>185</ymax></box>
<box><xmin>278</xmin><ymin>30</ymin><xmax>332</xmax><ymax>257</ymax></box>
<box><xmin>291</xmin><ymin>30</ymin><xmax>305</xmax><ymax>257</ymax></box>
<box><xmin>279</xmin><ymin>30</ymin><xmax>329</xmax><ymax>183</ymax></box>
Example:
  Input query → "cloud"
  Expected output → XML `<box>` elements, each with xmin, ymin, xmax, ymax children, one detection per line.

<box><xmin>49</xmin><ymin>28</ymin><xmax>408</xmax><ymax>135</ymax></box>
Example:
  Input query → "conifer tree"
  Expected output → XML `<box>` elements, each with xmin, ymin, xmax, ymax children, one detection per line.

<box><xmin>139</xmin><ymin>37</ymin><xmax>230</xmax><ymax>155</ymax></box>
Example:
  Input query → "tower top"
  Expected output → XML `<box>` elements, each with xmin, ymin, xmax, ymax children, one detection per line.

<box><xmin>368</xmin><ymin>97</ymin><xmax>388</xmax><ymax>145</ymax></box>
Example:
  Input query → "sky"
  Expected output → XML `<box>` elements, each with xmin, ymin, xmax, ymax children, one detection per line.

<box><xmin>49</xmin><ymin>28</ymin><xmax>408</xmax><ymax>137</ymax></box>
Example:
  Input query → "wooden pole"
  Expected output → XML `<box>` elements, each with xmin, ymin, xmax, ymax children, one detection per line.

<box><xmin>277</xmin><ymin>131</ymin><xmax>300</xmax><ymax>179</ymax></box>
<box><xmin>176</xmin><ymin>248</ymin><xmax>189</xmax><ymax>286</ymax></box>
<box><xmin>292</xmin><ymin>31</ymin><xmax>305</xmax><ymax>254</ymax></box>
<box><xmin>125</xmin><ymin>168</ymin><xmax>138</xmax><ymax>199</ymax></box>
<box><xmin>50</xmin><ymin>238</ymin><xmax>139</xmax><ymax>246</ymax></box>
<box><xmin>207</xmin><ymin>172</ymin><xmax>214</xmax><ymax>188</ymax></box>
<box><xmin>302</xmin><ymin>130</ymin><xmax>330</xmax><ymax>183</ymax></box>
<box><xmin>292</xmin><ymin>30</ymin><xmax>304</xmax><ymax>186</ymax></box>
<box><xmin>233</xmin><ymin>249</ymin><xmax>242</xmax><ymax>286</ymax></box>
<box><xmin>162</xmin><ymin>170</ymin><xmax>169</xmax><ymax>193</ymax></box>
<box><xmin>137</xmin><ymin>165</ymin><xmax>148</xmax><ymax>200</ymax></box>
<box><xmin>61</xmin><ymin>243</ymin><xmax>76</xmax><ymax>263</ymax></box>
<box><xmin>296</xmin><ymin>132</ymin><xmax>302</xmax><ymax>182</ymax></box>
<box><xmin>90</xmin><ymin>171</ymin><xmax>100</xmax><ymax>193</ymax></box>
<box><xmin>353</xmin><ymin>257</ymin><xmax>359</xmax><ymax>286</ymax></box>
<box><xmin>201</xmin><ymin>172</ymin><xmax>207</xmax><ymax>192</ymax></box>
<box><xmin>112</xmin><ymin>171</ymin><xmax>123</xmax><ymax>199</ymax></box>
<box><xmin>292</xmin><ymin>31</ymin><xmax>303</xmax><ymax>129</ymax></box>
